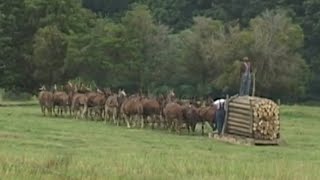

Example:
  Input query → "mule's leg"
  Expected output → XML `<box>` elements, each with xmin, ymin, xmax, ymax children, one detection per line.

<box><xmin>157</xmin><ymin>115</ymin><xmax>162</xmax><ymax>128</ymax></box>
<box><xmin>41</xmin><ymin>105</ymin><xmax>45</xmax><ymax>116</ymax></box>
<box><xmin>161</xmin><ymin>115</ymin><xmax>166</xmax><ymax>129</ymax></box>
<box><xmin>132</xmin><ymin>115</ymin><xmax>137</xmax><ymax>128</ymax></box>
<box><xmin>82</xmin><ymin>104</ymin><xmax>88</xmax><ymax>120</ymax></box>
<box><xmin>101</xmin><ymin>107</ymin><xmax>104</xmax><ymax>121</ymax></box>
<box><xmin>48</xmin><ymin>106</ymin><xmax>52</xmax><ymax>117</ymax></box>
<box><xmin>64</xmin><ymin>105</ymin><xmax>68</xmax><ymax>117</ymax></box>
<box><xmin>53</xmin><ymin>104</ymin><xmax>57</xmax><ymax>117</ymax></box>
<box><xmin>69</xmin><ymin>105</ymin><xmax>72</xmax><ymax>117</ymax></box>
<box><xmin>201</xmin><ymin>120</ymin><xmax>205</xmax><ymax>136</ymax></box>
<box><xmin>151</xmin><ymin>115</ymin><xmax>155</xmax><ymax>129</ymax></box>
<box><xmin>43</xmin><ymin>106</ymin><xmax>46</xmax><ymax>116</ymax></box>
<box><xmin>141</xmin><ymin>115</ymin><xmax>145</xmax><ymax>129</ymax></box>
<box><xmin>59</xmin><ymin>106</ymin><xmax>63</xmax><ymax>116</ymax></box>
<box><xmin>125</xmin><ymin>114</ymin><xmax>131</xmax><ymax>128</ymax></box>
<box><xmin>116</xmin><ymin>111</ymin><xmax>122</xmax><ymax>126</ymax></box>
<box><xmin>168</xmin><ymin>119</ymin><xmax>173</xmax><ymax>132</ymax></box>
<box><xmin>75</xmin><ymin>108</ymin><xmax>79</xmax><ymax>120</ymax></box>
<box><xmin>113</xmin><ymin>109</ymin><xmax>118</xmax><ymax>126</ymax></box>
<box><xmin>175</xmin><ymin>119</ymin><xmax>182</xmax><ymax>135</ymax></box>
<box><xmin>192</xmin><ymin>123</ymin><xmax>197</xmax><ymax>136</ymax></box>
<box><xmin>104</xmin><ymin>106</ymin><xmax>108</xmax><ymax>123</ymax></box>
<box><xmin>76</xmin><ymin>106</ymin><xmax>81</xmax><ymax>120</ymax></box>
<box><xmin>187</xmin><ymin>123</ymin><xmax>191</xmax><ymax>134</ymax></box>
<box><xmin>97</xmin><ymin>107</ymin><xmax>101</xmax><ymax>121</ymax></box>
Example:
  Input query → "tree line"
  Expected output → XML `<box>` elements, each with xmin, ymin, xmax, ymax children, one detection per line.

<box><xmin>0</xmin><ymin>0</ymin><xmax>318</xmax><ymax>102</ymax></box>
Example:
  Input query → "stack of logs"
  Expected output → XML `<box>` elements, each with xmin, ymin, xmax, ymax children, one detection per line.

<box><xmin>226</xmin><ymin>96</ymin><xmax>280</xmax><ymax>141</ymax></box>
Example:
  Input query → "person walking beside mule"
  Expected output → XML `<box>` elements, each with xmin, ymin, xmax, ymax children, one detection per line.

<box><xmin>213</xmin><ymin>98</ymin><xmax>226</xmax><ymax>135</ymax></box>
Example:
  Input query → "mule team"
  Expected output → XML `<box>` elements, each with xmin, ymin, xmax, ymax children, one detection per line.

<box><xmin>38</xmin><ymin>82</ymin><xmax>219</xmax><ymax>135</ymax></box>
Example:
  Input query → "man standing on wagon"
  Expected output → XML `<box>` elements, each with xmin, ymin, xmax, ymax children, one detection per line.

<box><xmin>239</xmin><ymin>56</ymin><xmax>253</xmax><ymax>96</ymax></box>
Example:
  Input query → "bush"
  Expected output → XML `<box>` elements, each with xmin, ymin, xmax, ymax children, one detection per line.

<box><xmin>2</xmin><ymin>90</ymin><xmax>33</xmax><ymax>101</ymax></box>
<box><xmin>0</xmin><ymin>88</ymin><xmax>4</xmax><ymax>101</ymax></box>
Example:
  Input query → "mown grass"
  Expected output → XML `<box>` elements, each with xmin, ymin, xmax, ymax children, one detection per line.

<box><xmin>0</xmin><ymin>105</ymin><xmax>319</xmax><ymax>180</ymax></box>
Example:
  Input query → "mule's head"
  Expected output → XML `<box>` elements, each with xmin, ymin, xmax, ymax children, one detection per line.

<box><xmin>64</xmin><ymin>81</ymin><xmax>74</xmax><ymax>93</ymax></box>
<box><xmin>166</xmin><ymin>89</ymin><xmax>176</xmax><ymax>102</ymax></box>
<box><xmin>103</xmin><ymin>88</ymin><xmax>112</xmax><ymax>97</ymax></box>
<box><xmin>168</xmin><ymin>89</ymin><xmax>175</xmax><ymax>98</ymax></box>
<box><xmin>97</xmin><ymin>88</ymin><xmax>103</xmax><ymax>94</ymax></box>
<box><xmin>118</xmin><ymin>89</ymin><xmax>127</xmax><ymax>97</ymax></box>
<box><xmin>39</xmin><ymin>85</ymin><xmax>46</xmax><ymax>91</ymax></box>
<box><xmin>53</xmin><ymin>84</ymin><xmax>58</xmax><ymax>92</ymax></box>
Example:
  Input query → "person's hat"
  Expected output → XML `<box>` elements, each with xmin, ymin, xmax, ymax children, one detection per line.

<box><xmin>243</xmin><ymin>56</ymin><xmax>249</xmax><ymax>61</ymax></box>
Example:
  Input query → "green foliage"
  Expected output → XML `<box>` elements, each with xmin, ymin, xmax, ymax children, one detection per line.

<box><xmin>248</xmin><ymin>10</ymin><xmax>308</xmax><ymax>97</ymax></box>
<box><xmin>0</xmin><ymin>0</ymin><xmax>34</xmax><ymax>92</ymax></box>
<box><xmin>1</xmin><ymin>91</ymin><xmax>33</xmax><ymax>101</ymax></box>
<box><xmin>33</xmin><ymin>25</ymin><xmax>68</xmax><ymax>85</ymax></box>
<box><xmin>178</xmin><ymin>9</ymin><xmax>307</xmax><ymax>98</ymax></box>
<box><xmin>0</xmin><ymin>0</ymin><xmax>319</xmax><ymax>101</ymax></box>
<box><xmin>121</xmin><ymin>4</ymin><xmax>171</xmax><ymax>89</ymax></box>
<box><xmin>82</xmin><ymin>0</ymin><xmax>131</xmax><ymax>19</ymax></box>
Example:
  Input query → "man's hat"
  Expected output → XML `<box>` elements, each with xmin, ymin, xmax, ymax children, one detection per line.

<box><xmin>243</xmin><ymin>56</ymin><xmax>249</xmax><ymax>61</ymax></box>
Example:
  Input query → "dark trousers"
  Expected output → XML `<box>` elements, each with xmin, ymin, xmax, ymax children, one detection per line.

<box><xmin>214</xmin><ymin>108</ymin><xmax>226</xmax><ymax>135</ymax></box>
<box><xmin>239</xmin><ymin>73</ymin><xmax>252</xmax><ymax>96</ymax></box>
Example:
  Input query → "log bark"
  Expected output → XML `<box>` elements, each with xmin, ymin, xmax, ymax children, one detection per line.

<box><xmin>229</xmin><ymin>102</ymin><xmax>251</xmax><ymax>109</ymax></box>
<box><xmin>227</xmin><ymin>121</ymin><xmax>251</xmax><ymax>129</ymax></box>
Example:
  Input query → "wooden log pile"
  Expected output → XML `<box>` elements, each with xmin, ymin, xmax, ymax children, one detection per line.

<box><xmin>225</xmin><ymin>96</ymin><xmax>280</xmax><ymax>141</ymax></box>
<box><xmin>252</xmin><ymin>98</ymin><xmax>280</xmax><ymax>140</ymax></box>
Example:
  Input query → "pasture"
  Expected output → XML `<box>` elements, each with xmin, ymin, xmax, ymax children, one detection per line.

<box><xmin>0</xmin><ymin>105</ymin><xmax>319</xmax><ymax>180</ymax></box>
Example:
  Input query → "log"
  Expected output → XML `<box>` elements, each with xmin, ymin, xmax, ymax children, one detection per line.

<box><xmin>249</xmin><ymin>99</ymin><xmax>254</xmax><ymax>134</ymax></box>
<box><xmin>227</xmin><ymin>125</ymin><xmax>252</xmax><ymax>133</ymax></box>
<box><xmin>230</xmin><ymin>98</ymin><xmax>251</xmax><ymax>106</ymax></box>
<box><xmin>229</xmin><ymin>102</ymin><xmax>251</xmax><ymax>110</ymax></box>
<box><xmin>231</xmin><ymin>96</ymin><xmax>255</xmax><ymax>103</ymax></box>
<box><xmin>227</xmin><ymin>121</ymin><xmax>251</xmax><ymax>129</ymax></box>
<box><xmin>228</xmin><ymin>117</ymin><xmax>250</xmax><ymax>125</ymax></box>
<box><xmin>228</xmin><ymin>107</ymin><xmax>251</xmax><ymax>116</ymax></box>
<box><xmin>227</xmin><ymin>129</ymin><xmax>252</xmax><ymax>137</ymax></box>
<box><xmin>229</xmin><ymin>112</ymin><xmax>251</xmax><ymax>121</ymax></box>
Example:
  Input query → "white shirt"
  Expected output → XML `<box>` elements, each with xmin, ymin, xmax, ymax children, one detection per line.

<box><xmin>213</xmin><ymin>99</ymin><xmax>226</xmax><ymax>110</ymax></box>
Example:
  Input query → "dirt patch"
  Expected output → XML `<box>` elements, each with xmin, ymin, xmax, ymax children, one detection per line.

<box><xmin>209</xmin><ymin>132</ymin><xmax>282</xmax><ymax>146</ymax></box>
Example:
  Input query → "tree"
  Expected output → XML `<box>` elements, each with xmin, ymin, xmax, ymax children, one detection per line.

<box><xmin>33</xmin><ymin>26</ymin><xmax>68</xmax><ymax>85</ymax></box>
<box><xmin>121</xmin><ymin>4</ymin><xmax>171</xmax><ymax>90</ymax></box>
<box><xmin>179</xmin><ymin>16</ymin><xmax>228</xmax><ymax>96</ymax></box>
<box><xmin>0</xmin><ymin>0</ymin><xmax>36</xmax><ymax>92</ymax></box>
<box><xmin>66</xmin><ymin>18</ymin><xmax>141</xmax><ymax>88</ymax></box>
<box><xmin>81</xmin><ymin>0</ymin><xmax>131</xmax><ymax>19</ymax></box>
<box><xmin>300</xmin><ymin>0</ymin><xmax>320</xmax><ymax>96</ymax></box>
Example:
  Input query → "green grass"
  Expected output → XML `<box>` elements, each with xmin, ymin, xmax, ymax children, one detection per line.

<box><xmin>0</xmin><ymin>105</ymin><xmax>319</xmax><ymax>180</ymax></box>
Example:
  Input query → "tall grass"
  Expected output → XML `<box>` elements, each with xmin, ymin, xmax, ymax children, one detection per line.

<box><xmin>0</xmin><ymin>105</ymin><xmax>319</xmax><ymax>179</ymax></box>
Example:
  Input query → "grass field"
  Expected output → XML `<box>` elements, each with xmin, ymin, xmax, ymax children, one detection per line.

<box><xmin>0</xmin><ymin>105</ymin><xmax>319</xmax><ymax>180</ymax></box>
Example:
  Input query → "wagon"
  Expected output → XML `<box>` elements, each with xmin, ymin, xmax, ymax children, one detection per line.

<box><xmin>216</xmin><ymin>95</ymin><xmax>281</xmax><ymax>145</ymax></box>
